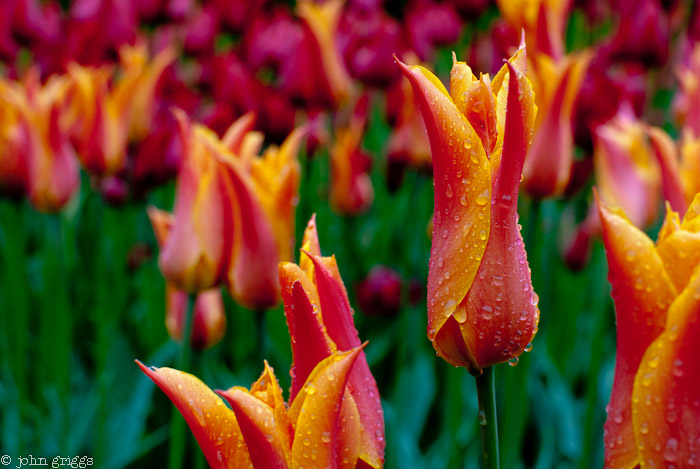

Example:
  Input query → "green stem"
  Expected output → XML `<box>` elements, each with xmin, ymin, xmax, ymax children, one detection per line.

<box><xmin>169</xmin><ymin>293</ymin><xmax>195</xmax><ymax>469</ymax></box>
<box><xmin>256</xmin><ymin>310</ymin><xmax>266</xmax><ymax>365</ymax></box>
<box><xmin>475</xmin><ymin>366</ymin><xmax>500</xmax><ymax>469</ymax></box>
<box><xmin>525</xmin><ymin>199</ymin><xmax>541</xmax><ymax>249</ymax></box>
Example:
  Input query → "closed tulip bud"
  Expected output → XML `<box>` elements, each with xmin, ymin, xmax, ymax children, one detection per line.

<box><xmin>597</xmin><ymin>191</ymin><xmax>700</xmax><ymax>468</ymax></box>
<box><xmin>165</xmin><ymin>286</ymin><xmax>226</xmax><ymax>350</ymax></box>
<box><xmin>397</xmin><ymin>42</ymin><xmax>540</xmax><ymax>374</ymax></box>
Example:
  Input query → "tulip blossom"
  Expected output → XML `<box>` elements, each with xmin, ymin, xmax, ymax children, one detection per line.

<box><xmin>1</xmin><ymin>72</ymin><xmax>80</xmax><ymax>213</ymax></box>
<box><xmin>138</xmin><ymin>347</ymin><xmax>367</xmax><ymax>469</ymax></box>
<box><xmin>594</xmin><ymin>107</ymin><xmax>662</xmax><ymax>229</ymax></box>
<box><xmin>148</xmin><ymin>112</ymin><xmax>305</xmax><ymax>308</ymax></box>
<box><xmin>165</xmin><ymin>286</ymin><xmax>226</xmax><ymax>350</ymax></box>
<box><xmin>278</xmin><ymin>214</ymin><xmax>385</xmax><ymax>467</ymax></box>
<box><xmin>397</xmin><ymin>42</ymin><xmax>540</xmax><ymax>374</ymax></box>
<box><xmin>597</xmin><ymin>192</ymin><xmax>700</xmax><ymax>468</ymax></box>
<box><xmin>329</xmin><ymin>94</ymin><xmax>375</xmax><ymax>215</ymax></box>
<box><xmin>496</xmin><ymin>0</ymin><xmax>569</xmax><ymax>59</ymax></box>
<box><xmin>146</xmin><ymin>116</ymin><xmax>233</xmax><ymax>293</ymax></box>
<box><xmin>297</xmin><ymin>0</ymin><xmax>355</xmax><ymax>108</ymax></box>
<box><xmin>139</xmin><ymin>215</ymin><xmax>384</xmax><ymax>468</ymax></box>
<box><xmin>522</xmin><ymin>51</ymin><xmax>589</xmax><ymax>198</ymax></box>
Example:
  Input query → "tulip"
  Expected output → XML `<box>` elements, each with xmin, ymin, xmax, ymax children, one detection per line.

<box><xmin>220</xmin><ymin>116</ymin><xmax>305</xmax><ymax>309</ymax></box>
<box><xmin>138</xmin><ymin>347</ymin><xmax>367</xmax><ymax>469</ymax></box>
<box><xmin>496</xmin><ymin>0</ymin><xmax>568</xmax><ymax>59</ymax></box>
<box><xmin>522</xmin><ymin>51</ymin><xmax>590</xmax><ymax>198</ymax></box>
<box><xmin>297</xmin><ymin>0</ymin><xmax>355</xmax><ymax>108</ymax></box>
<box><xmin>397</xmin><ymin>42</ymin><xmax>540</xmax><ymax>374</ymax></box>
<box><xmin>329</xmin><ymin>94</ymin><xmax>375</xmax><ymax>215</ymax></box>
<box><xmin>146</xmin><ymin>115</ymin><xmax>233</xmax><ymax>293</ymax></box>
<box><xmin>278</xmin><ymin>214</ymin><xmax>385</xmax><ymax>467</ymax></box>
<box><xmin>2</xmin><ymin>72</ymin><xmax>80</xmax><ymax>213</ymax></box>
<box><xmin>165</xmin><ymin>286</ymin><xmax>226</xmax><ymax>350</ymax></box>
<box><xmin>594</xmin><ymin>107</ymin><xmax>662</xmax><ymax>229</ymax></box>
<box><xmin>597</xmin><ymin>192</ymin><xmax>700</xmax><ymax>468</ymax></box>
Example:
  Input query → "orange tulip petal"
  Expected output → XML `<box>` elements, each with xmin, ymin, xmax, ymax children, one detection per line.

<box><xmin>147</xmin><ymin>206</ymin><xmax>173</xmax><ymax>248</ymax></box>
<box><xmin>216</xmin><ymin>388</ymin><xmax>289</xmax><ymax>469</ymax></box>
<box><xmin>596</xmin><ymin>193</ymin><xmax>677</xmax><ymax>468</ymax></box>
<box><xmin>632</xmin><ymin>269</ymin><xmax>700</xmax><ymax>468</ymax></box>
<box><xmin>396</xmin><ymin>58</ymin><xmax>492</xmax><ymax>343</ymax></box>
<box><xmin>136</xmin><ymin>361</ymin><xmax>251</xmax><ymax>469</ymax></box>
<box><xmin>249</xmin><ymin>361</ymin><xmax>293</xmax><ymax>450</ymax></box>
<box><xmin>289</xmin><ymin>347</ymin><xmax>363</xmax><ymax>469</ymax></box>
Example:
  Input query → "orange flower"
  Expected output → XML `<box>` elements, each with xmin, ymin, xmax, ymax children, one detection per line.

<box><xmin>2</xmin><ymin>71</ymin><xmax>80</xmax><ymax>213</ymax></box>
<box><xmin>522</xmin><ymin>51</ymin><xmax>589</xmax><ymax>198</ymax></box>
<box><xmin>165</xmin><ymin>286</ymin><xmax>226</xmax><ymax>350</ymax></box>
<box><xmin>329</xmin><ymin>95</ymin><xmax>374</xmax><ymax>215</ymax></box>
<box><xmin>397</xmin><ymin>43</ymin><xmax>540</xmax><ymax>374</ymax></box>
<box><xmin>138</xmin><ymin>347</ymin><xmax>366</xmax><ymax>469</ymax></box>
<box><xmin>278</xmin><ymin>215</ymin><xmax>385</xmax><ymax>467</ymax></box>
<box><xmin>597</xmin><ymin>191</ymin><xmax>700</xmax><ymax>468</ymax></box>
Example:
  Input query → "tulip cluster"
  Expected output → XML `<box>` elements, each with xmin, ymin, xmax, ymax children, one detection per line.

<box><xmin>140</xmin><ymin>216</ymin><xmax>385</xmax><ymax>468</ymax></box>
<box><xmin>598</xmin><ymin>193</ymin><xmax>700</xmax><ymax>467</ymax></box>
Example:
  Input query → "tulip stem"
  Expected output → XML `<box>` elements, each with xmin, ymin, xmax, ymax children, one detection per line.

<box><xmin>475</xmin><ymin>366</ymin><xmax>500</xmax><ymax>469</ymax></box>
<box><xmin>169</xmin><ymin>293</ymin><xmax>195</xmax><ymax>469</ymax></box>
<box><xmin>256</xmin><ymin>310</ymin><xmax>267</xmax><ymax>364</ymax></box>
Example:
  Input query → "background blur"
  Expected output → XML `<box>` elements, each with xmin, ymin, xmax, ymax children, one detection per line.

<box><xmin>0</xmin><ymin>0</ymin><xmax>696</xmax><ymax>467</ymax></box>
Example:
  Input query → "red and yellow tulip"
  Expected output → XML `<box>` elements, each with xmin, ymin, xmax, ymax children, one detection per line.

<box><xmin>594</xmin><ymin>107</ymin><xmax>661</xmax><ymax>229</ymax></box>
<box><xmin>496</xmin><ymin>0</ymin><xmax>568</xmax><ymax>59</ymax></box>
<box><xmin>62</xmin><ymin>44</ymin><xmax>174</xmax><ymax>177</ymax></box>
<box><xmin>297</xmin><ymin>0</ymin><xmax>355</xmax><ymax>108</ymax></box>
<box><xmin>139</xmin><ymin>217</ymin><xmax>385</xmax><ymax>468</ymax></box>
<box><xmin>397</xmin><ymin>43</ymin><xmax>540</xmax><ymax>374</ymax></box>
<box><xmin>523</xmin><ymin>50</ymin><xmax>589</xmax><ymax>198</ymax></box>
<box><xmin>1</xmin><ymin>71</ymin><xmax>80</xmax><ymax>213</ymax></box>
<box><xmin>597</xmin><ymin>192</ymin><xmax>700</xmax><ymax>468</ymax></box>
<box><xmin>278</xmin><ymin>214</ymin><xmax>385</xmax><ymax>467</ymax></box>
<box><xmin>149</xmin><ymin>112</ymin><xmax>305</xmax><ymax>307</ymax></box>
